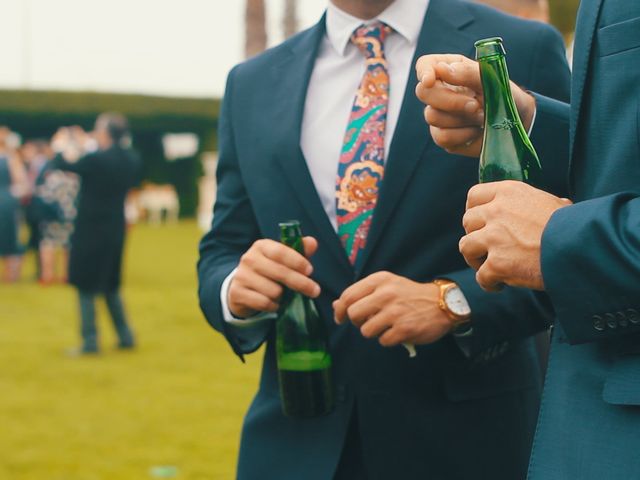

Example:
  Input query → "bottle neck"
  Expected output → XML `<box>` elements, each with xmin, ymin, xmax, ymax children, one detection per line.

<box><xmin>281</xmin><ymin>234</ymin><xmax>304</xmax><ymax>255</ymax></box>
<box><xmin>479</xmin><ymin>54</ymin><xmax>524</xmax><ymax>133</ymax></box>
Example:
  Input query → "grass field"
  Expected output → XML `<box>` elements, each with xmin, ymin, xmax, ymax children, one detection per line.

<box><xmin>0</xmin><ymin>221</ymin><xmax>262</xmax><ymax>480</ymax></box>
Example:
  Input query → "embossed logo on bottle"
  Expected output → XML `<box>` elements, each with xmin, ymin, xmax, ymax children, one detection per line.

<box><xmin>491</xmin><ymin>118</ymin><xmax>516</xmax><ymax>130</ymax></box>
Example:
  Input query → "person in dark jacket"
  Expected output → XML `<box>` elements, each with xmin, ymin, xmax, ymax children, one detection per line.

<box><xmin>52</xmin><ymin>113</ymin><xmax>141</xmax><ymax>354</ymax></box>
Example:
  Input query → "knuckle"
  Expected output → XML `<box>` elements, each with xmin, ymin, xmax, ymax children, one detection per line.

<box><xmin>239</xmin><ymin>252</ymin><xmax>254</xmax><ymax>268</ymax></box>
<box><xmin>346</xmin><ymin>305</ymin><xmax>359</xmax><ymax>323</ymax></box>
<box><xmin>376</xmin><ymin>282</ymin><xmax>396</xmax><ymax>300</ymax></box>
<box><xmin>462</xmin><ymin>213</ymin><xmax>471</xmax><ymax>231</ymax></box>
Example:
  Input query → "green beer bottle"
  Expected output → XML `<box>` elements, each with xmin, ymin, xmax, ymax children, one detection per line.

<box><xmin>276</xmin><ymin>220</ymin><xmax>334</xmax><ymax>418</ymax></box>
<box><xmin>475</xmin><ymin>37</ymin><xmax>542</xmax><ymax>183</ymax></box>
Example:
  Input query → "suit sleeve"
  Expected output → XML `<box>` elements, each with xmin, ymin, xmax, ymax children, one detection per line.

<box><xmin>197</xmin><ymin>66</ymin><xmax>268</xmax><ymax>361</ymax></box>
<box><xmin>541</xmin><ymin>193</ymin><xmax>640</xmax><ymax>344</ymax></box>
<box><xmin>444</xmin><ymin>24</ymin><xmax>572</xmax><ymax>358</ymax></box>
<box><xmin>50</xmin><ymin>151</ymin><xmax>98</xmax><ymax>177</ymax></box>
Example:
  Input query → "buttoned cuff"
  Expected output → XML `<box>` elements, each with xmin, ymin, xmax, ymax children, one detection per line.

<box><xmin>527</xmin><ymin>106</ymin><xmax>537</xmax><ymax>137</ymax></box>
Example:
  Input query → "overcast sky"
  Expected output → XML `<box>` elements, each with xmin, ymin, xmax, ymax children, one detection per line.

<box><xmin>0</xmin><ymin>0</ymin><xmax>328</xmax><ymax>98</ymax></box>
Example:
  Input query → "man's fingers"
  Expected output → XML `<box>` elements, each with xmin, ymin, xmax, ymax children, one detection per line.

<box><xmin>333</xmin><ymin>299</ymin><xmax>348</xmax><ymax>324</ymax></box>
<box><xmin>333</xmin><ymin>272</ymin><xmax>390</xmax><ymax>323</ymax></box>
<box><xmin>344</xmin><ymin>295</ymin><xmax>382</xmax><ymax>328</ymax></box>
<box><xmin>415</xmin><ymin>54</ymin><xmax>467</xmax><ymax>85</ymax></box>
<box><xmin>231</xmin><ymin>286</ymin><xmax>280</xmax><ymax>315</ymax></box>
<box><xmin>430</xmin><ymin>126</ymin><xmax>483</xmax><ymax>152</ymax></box>
<box><xmin>360</xmin><ymin>311</ymin><xmax>394</xmax><ymax>339</ymax></box>
<box><xmin>466</xmin><ymin>183</ymin><xmax>498</xmax><ymax>210</ymax></box>
<box><xmin>252</xmin><ymin>256</ymin><xmax>320</xmax><ymax>298</ymax></box>
<box><xmin>302</xmin><ymin>236</ymin><xmax>319</xmax><ymax>258</ymax></box>
<box><xmin>462</xmin><ymin>207</ymin><xmax>486</xmax><ymax>234</ymax></box>
<box><xmin>425</xmin><ymin>105</ymin><xmax>484</xmax><ymax>129</ymax></box>
<box><xmin>257</xmin><ymin>239</ymin><xmax>313</xmax><ymax>275</ymax></box>
<box><xmin>459</xmin><ymin>230</ymin><xmax>488</xmax><ymax>271</ymax></box>
<box><xmin>434</xmin><ymin>60</ymin><xmax>483</xmax><ymax>94</ymax></box>
<box><xmin>235</xmin><ymin>269</ymin><xmax>284</xmax><ymax>302</ymax></box>
<box><xmin>378</xmin><ymin>324</ymin><xmax>415</xmax><ymax>347</ymax></box>
<box><xmin>476</xmin><ymin>261</ymin><xmax>504</xmax><ymax>293</ymax></box>
<box><xmin>422</xmin><ymin>80</ymin><xmax>481</xmax><ymax>115</ymax></box>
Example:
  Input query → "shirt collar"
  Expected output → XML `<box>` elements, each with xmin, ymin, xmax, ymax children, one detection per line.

<box><xmin>326</xmin><ymin>0</ymin><xmax>429</xmax><ymax>56</ymax></box>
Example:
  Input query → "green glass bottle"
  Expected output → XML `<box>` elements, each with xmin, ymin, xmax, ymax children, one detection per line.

<box><xmin>475</xmin><ymin>37</ymin><xmax>542</xmax><ymax>183</ymax></box>
<box><xmin>276</xmin><ymin>220</ymin><xmax>334</xmax><ymax>418</ymax></box>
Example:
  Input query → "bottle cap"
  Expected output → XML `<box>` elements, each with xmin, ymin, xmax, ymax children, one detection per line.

<box><xmin>475</xmin><ymin>37</ymin><xmax>506</xmax><ymax>60</ymax></box>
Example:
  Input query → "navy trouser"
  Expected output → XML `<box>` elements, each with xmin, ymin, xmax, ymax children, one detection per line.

<box><xmin>78</xmin><ymin>289</ymin><xmax>135</xmax><ymax>352</ymax></box>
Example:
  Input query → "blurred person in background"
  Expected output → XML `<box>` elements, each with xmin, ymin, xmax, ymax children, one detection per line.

<box><xmin>20</xmin><ymin>139</ymin><xmax>52</xmax><ymax>279</ymax></box>
<box><xmin>0</xmin><ymin>127</ymin><xmax>28</xmax><ymax>282</ymax></box>
<box><xmin>33</xmin><ymin>151</ymin><xmax>80</xmax><ymax>284</ymax></box>
<box><xmin>475</xmin><ymin>0</ymin><xmax>549</xmax><ymax>23</ymax></box>
<box><xmin>52</xmin><ymin>113</ymin><xmax>141</xmax><ymax>355</ymax></box>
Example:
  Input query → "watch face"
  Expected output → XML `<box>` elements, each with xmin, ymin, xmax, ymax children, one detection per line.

<box><xmin>444</xmin><ymin>287</ymin><xmax>471</xmax><ymax>317</ymax></box>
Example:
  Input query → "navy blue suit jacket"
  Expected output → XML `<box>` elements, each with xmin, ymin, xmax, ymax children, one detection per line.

<box><xmin>526</xmin><ymin>1</ymin><xmax>640</xmax><ymax>478</ymax></box>
<box><xmin>198</xmin><ymin>1</ymin><xmax>570</xmax><ymax>478</ymax></box>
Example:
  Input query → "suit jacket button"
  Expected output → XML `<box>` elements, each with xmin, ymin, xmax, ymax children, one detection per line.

<box><xmin>593</xmin><ymin>315</ymin><xmax>606</xmax><ymax>331</ymax></box>
<box><xmin>605</xmin><ymin>313</ymin><xmax>617</xmax><ymax>329</ymax></box>
<box><xmin>617</xmin><ymin>312</ymin><xmax>629</xmax><ymax>328</ymax></box>
<box><xmin>627</xmin><ymin>309</ymin><xmax>640</xmax><ymax>325</ymax></box>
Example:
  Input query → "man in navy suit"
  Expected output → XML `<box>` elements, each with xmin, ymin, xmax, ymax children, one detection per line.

<box><xmin>417</xmin><ymin>1</ymin><xmax>640</xmax><ymax>478</ymax></box>
<box><xmin>198</xmin><ymin>0</ymin><xmax>570</xmax><ymax>478</ymax></box>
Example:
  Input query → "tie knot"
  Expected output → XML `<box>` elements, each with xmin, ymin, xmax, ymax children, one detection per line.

<box><xmin>351</xmin><ymin>21</ymin><xmax>392</xmax><ymax>59</ymax></box>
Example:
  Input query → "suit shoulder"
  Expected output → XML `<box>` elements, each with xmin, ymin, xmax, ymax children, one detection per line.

<box><xmin>461</xmin><ymin>0</ymin><xmax>563</xmax><ymax>47</ymax></box>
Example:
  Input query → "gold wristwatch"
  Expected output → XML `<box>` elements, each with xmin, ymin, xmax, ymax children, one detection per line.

<box><xmin>433</xmin><ymin>279</ymin><xmax>472</xmax><ymax>328</ymax></box>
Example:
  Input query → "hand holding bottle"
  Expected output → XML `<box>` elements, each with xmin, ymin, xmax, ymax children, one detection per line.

<box><xmin>460</xmin><ymin>181</ymin><xmax>572</xmax><ymax>292</ymax></box>
<box><xmin>228</xmin><ymin>237</ymin><xmax>321</xmax><ymax>318</ymax></box>
<box><xmin>415</xmin><ymin>54</ymin><xmax>536</xmax><ymax>156</ymax></box>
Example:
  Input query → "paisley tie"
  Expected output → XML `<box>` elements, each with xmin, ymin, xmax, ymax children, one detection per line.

<box><xmin>336</xmin><ymin>21</ymin><xmax>391</xmax><ymax>268</ymax></box>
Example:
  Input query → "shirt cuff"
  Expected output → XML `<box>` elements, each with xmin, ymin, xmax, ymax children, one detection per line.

<box><xmin>527</xmin><ymin>106</ymin><xmax>537</xmax><ymax>137</ymax></box>
<box><xmin>220</xmin><ymin>268</ymin><xmax>277</xmax><ymax>327</ymax></box>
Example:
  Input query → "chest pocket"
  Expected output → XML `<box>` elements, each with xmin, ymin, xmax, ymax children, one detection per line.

<box><xmin>597</xmin><ymin>16</ymin><xmax>640</xmax><ymax>57</ymax></box>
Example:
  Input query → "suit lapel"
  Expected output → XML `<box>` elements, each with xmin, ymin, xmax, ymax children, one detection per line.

<box><xmin>569</xmin><ymin>0</ymin><xmax>604</xmax><ymax>168</ymax></box>
<box><xmin>356</xmin><ymin>0</ymin><xmax>475</xmax><ymax>277</ymax></box>
<box><xmin>271</xmin><ymin>16</ymin><xmax>354</xmax><ymax>277</ymax></box>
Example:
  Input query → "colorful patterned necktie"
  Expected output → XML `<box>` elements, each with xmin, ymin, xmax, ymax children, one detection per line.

<box><xmin>336</xmin><ymin>21</ymin><xmax>391</xmax><ymax>267</ymax></box>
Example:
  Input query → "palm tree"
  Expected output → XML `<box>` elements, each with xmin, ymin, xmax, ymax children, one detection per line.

<box><xmin>283</xmin><ymin>0</ymin><xmax>299</xmax><ymax>39</ymax></box>
<box><xmin>245</xmin><ymin>0</ymin><xmax>267</xmax><ymax>59</ymax></box>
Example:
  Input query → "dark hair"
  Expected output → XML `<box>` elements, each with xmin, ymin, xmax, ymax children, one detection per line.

<box><xmin>97</xmin><ymin>112</ymin><xmax>130</xmax><ymax>143</ymax></box>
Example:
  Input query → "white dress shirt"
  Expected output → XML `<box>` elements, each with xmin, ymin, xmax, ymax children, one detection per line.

<box><xmin>302</xmin><ymin>0</ymin><xmax>429</xmax><ymax>229</ymax></box>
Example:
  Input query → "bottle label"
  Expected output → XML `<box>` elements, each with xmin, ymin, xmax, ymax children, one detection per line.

<box><xmin>491</xmin><ymin>118</ymin><xmax>516</xmax><ymax>130</ymax></box>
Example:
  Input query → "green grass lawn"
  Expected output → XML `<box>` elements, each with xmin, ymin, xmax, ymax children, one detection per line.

<box><xmin>0</xmin><ymin>221</ymin><xmax>261</xmax><ymax>480</ymax></box>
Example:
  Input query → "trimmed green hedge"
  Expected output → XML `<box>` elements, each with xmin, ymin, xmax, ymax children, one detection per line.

<box><xmin>0</xmin><ymin>89</ymin><xmax>220</xmax><ymax>217</ymax></box>
<box><xmin>549</xmin><ymin>0</ymin><xmax>580</xmax><ymax>37</ymax></box>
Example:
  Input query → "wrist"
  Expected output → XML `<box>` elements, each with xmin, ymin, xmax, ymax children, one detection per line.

<box><xmin>512</xmin><ymin>83</ymin><xmax>536</xmax><ymax>132</ymax></box>
<box><xmin>432</xmin><ymin>279</ymin><xmax>472</xmax><ymax>330</ymax></box>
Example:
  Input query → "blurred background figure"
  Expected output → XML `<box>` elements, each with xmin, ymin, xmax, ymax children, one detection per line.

<box><xmin>475</xmin><ymin>0</ymin><xmax>550</xmax><ymax>23</ymax></box>
<box><xmin>0</xmin><ymin>127</ymin><xmax>28</xmax><ymax>282</ymax></box>
<box><xmin>52</xmin><ymin>113</ymin><xmax>141</xmax><ymax>355</ymax></box>
<box><xmin>19</xmin><ymin>139</ymin><xmax>48</xmax><ymax>279</ymax></box>
<box><xmin>32</xmin><ymin>151</ymin><xmax>79</xmax><ymax>285</ymax></box>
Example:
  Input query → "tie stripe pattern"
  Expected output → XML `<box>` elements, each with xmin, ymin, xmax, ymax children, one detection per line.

<box><xmin>336</xmin><ymin>21</ymin><xmax>391</xmax><ymax>267</ymax></box>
